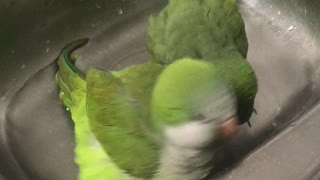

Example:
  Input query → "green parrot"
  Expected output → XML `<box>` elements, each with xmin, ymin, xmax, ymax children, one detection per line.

<box><xmin>147</xmin><ymin>0</ymin><xmax>257</xmax><ymax>126</ymax></box>
<box><xmin>56</xmin><ymin>38</ymin><xmax>239</xmax><ymax>179</ymax></box>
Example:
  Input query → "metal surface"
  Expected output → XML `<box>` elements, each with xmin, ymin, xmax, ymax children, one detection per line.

<box><xmin>0</xmin><ymin>0</ymin><xmax>320</xmax><ymax>179</ymax></box>
<box><xmin>217</xmin><ymin>99</ymin><xmax>320</xmax><ymax>180</ymax></box>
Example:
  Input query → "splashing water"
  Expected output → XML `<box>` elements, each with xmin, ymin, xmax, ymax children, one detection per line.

<box><xmin>20</xmin><ymin>64</ymin><xmax>26</xmax><ymax>69</ymax></box>
<box><xmin>117</xmin><ymin>9</ymin><xmax>123</xmax><ymax>15</ymax></box>
<box><xmin>95</xmin><ymin>3</ymin><xmax>101</xmax><ymax>8</ymax></box>
<box><xmin>288</xmin><ymin>25</ymin><xmax>296</xmax><ymax>31</ymax></box>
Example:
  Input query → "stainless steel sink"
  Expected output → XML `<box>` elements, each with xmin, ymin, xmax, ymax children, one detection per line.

<box><xmin>1</xmin><ymin>0</ymin><xmax>320</xmax><ymax>179</ymax></box>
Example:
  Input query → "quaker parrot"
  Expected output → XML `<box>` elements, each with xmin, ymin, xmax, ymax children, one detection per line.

<box><xmin>56</xmin><ymin>38</ymin><xmax>239</xmax><ymax>179</ymax></box>
<box><xmin>147</xmin><ymin>0</ymin><xmax>257</xmax><ymax>126</ymax></box>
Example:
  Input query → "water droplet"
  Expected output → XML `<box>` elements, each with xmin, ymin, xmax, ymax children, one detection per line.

<box><xmin>272</xmin><ymin>121</ymin><xmax>277</xmax><ymax>126</ymax></box>
<box><xmin>304</xmin><ymin>6</ymin><xmax>307</xmax><ymax>14</ymax></box>
<box><xmin>46</xmin><ymin>40</ymin><xmax>50</xmax><ymax>43</ymax></box>
<box><xmin>278</xmin><ymin>11</ymin><xmax>281</xmax><ymax>15</ymax></box>
<box><xmin>288</xmin><ymin>25</ymin><xmax>296</xmax><ymax>31</ymax></box>
<box><xmin>66</xmin><ymin>107</ymin><xmax>70</xmax><ymax>111</ymax></box>
<box><xmin>20</xmin><ymin>64</ymin><xmax>26</xmax><ymax>69</ymax></box>
<box><xmin>95</xmin><ymin>3</ymin><xmax>101</xmax><ymax>8</ymax></box>
<box><xmin>10</xmin><ymin>49</ymin><xmax>15</xmax><ymax>54</ymax></box>
<box><xmin>117</xmin><ymin>9</ymin><xmax>123</xmax><ymax>15</ymax></box>
<box><xmin>91</xmin><ymin>24</ymin><xmax>95</xmax><ymax>27</ymax></box>
<box><xmin>229</xmin><ymin>175</ymin><xmax>232</xmax><ymax>179</ymax></box>
<box><xmin>46</xmin><ymin>47</ymin><xmax>50</xmax><ymax>52</ymax></box>
<box><xmin>270</xmin><ymin>5</ymin><xmax>273</xmax><ymax>8</ymax></box>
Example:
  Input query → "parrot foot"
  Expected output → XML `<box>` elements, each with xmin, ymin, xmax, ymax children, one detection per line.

<box><xmin>246</xmin><ymin>109</ymin><xmax>257</xmax><ymax>128</ymax></box>
<box><xmin>253</xmin><ymin>108</ymin><xmax>257</xmax><ymax>114</ymax></box>
<box><xmin>247</xmin><ymin>120</ymin><xmax>252</xmax><ymax>128</ymax></box>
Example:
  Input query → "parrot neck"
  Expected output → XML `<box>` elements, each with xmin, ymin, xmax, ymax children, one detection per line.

<box><xmin>154</xmin><ymin>143</ymin><xmax>221</xmax><ymax>180</ymax></box>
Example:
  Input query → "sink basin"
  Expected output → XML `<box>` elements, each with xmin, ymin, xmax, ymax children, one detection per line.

<box><xmin>1</xmin><ymin>0</ymin><xmax>320</xmax><ymax>179</ymax></box>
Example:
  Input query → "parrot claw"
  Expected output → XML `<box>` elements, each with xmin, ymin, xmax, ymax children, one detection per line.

<box><xmin>247</xmin><ymin>120</ymin><xmax>252</xmax><ymax>128</ymax></box>
<box><xmin>253</xmin><ymin>108</ymin><xmax>257</xmax><ymax>114</ymax></box>
<box><xmin>246</xmin><ymin>109</ymin><xmax>257</xmax><ymax>128</ymax></box>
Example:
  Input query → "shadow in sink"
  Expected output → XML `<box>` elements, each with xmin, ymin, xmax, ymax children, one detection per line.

<box><xmin>5</xmin><ymin>62</ymin><xmax>77</xmax><ymax>180</ymax></box>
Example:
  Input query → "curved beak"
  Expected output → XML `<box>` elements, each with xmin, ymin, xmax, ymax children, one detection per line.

<box><xmin>218</xmin><ymin>117</ymin><xmax>239</xmax><ymax>140</ymax></box>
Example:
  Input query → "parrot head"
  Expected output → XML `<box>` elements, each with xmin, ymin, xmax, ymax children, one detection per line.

<box><xmin>151</xmin><ymin>58</ymin><xmax>239</xmax><ymax>148</ymax></box>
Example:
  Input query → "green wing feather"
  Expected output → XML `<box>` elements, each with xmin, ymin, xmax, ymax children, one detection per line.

<box><xmin>86</xmin><ymin>62</ymin><xmax>164</xmax><ymax>178</ymax></box>
<box><xmin>56</xmin><ymin>39</ymin><xmax>133</xmax><ymax>180</ymax></box>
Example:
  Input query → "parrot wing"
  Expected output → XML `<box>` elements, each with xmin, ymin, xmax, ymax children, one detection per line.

<box><xmin>86</xmin><ymin>62</ymin><xmax>163</xmax><ymax>178</ymax></box>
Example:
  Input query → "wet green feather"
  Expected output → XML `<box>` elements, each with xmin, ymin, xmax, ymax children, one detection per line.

<box><xmin>56</xmin><ymin>0</ymin><xmax>257</xmax><ymax>179</ymax></box>
<box><xmin>147</xmin><ymin>0</ymin><xmax>257</xmax><ymax>125</ymax></box>
<box><xmin>86</xmin><ymin>62</ymin><xmax>163</xmax><ymax>178</ymax></box>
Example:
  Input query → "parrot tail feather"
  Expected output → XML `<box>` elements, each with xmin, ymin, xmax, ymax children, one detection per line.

<box><xmin>56</xmin><ymin>38</ymin><xmax>89</xmax><ymax>108</ymax></box>
<box><xmin>58</xmin><ymin>38</ymin><xmax>89</xmax><ymax>76</ymax></box>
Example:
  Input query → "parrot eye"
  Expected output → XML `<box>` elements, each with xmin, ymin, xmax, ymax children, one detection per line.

<box><xmin>192</xmin><ymin>113</ymin><xmax>206</xmax><ymax>121</ymax></box>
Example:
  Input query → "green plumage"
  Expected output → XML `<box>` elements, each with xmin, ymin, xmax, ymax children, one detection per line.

<box><xmin>151</xmin><ymin>59</ymin><xmax>224</xmax><ymax>127</ymax></box>
<box><xmin>57</xmin><ymin>39</ymin><xmax>165</xmax><ymax>179</ymax></box>
<box><xmin>86</xmin><ymin>62</ymin><xmax>163</xmax><ymax>178</ymax></box>
<box><xmin>57</xmin><ymin>39</ymin><xmax>131</xmax><ymax>180</ymax></box>
<box><xmin>56</xmin><ymin>40</ymin><xmax>235</xmax><ymax>179</ymax></box>
<box><xmin>56</xmin><ymin>0</ymin><xmax>257</xmax><ymax>179</ymax></box>
<box><xmin>147</xmin><ymin>0</ymin><xmax>247</xmax><ymax>63</ymax></box>
<box><xmin>147</xmin><ymin>0</ymin><xmax>257</xmax><ymax>125</ymax></box>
